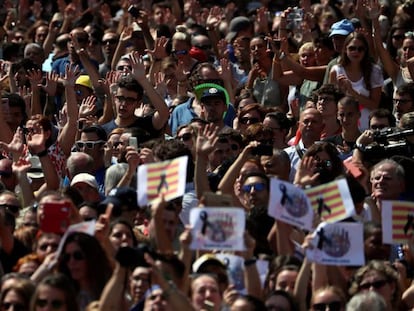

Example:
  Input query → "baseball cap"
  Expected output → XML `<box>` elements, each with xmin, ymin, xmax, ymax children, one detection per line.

<box><xmin>99</xmin><ymin>187</ymin><xmax>139</xmax><ymax>216</ymax></box>
<box><xmin>75</xmin><ymin>75</ymin><xmax>93</xmax><ymax>90</ymax></box>
<box><xmin>200</xmin><ymin>87</ymin><xmax>226</xmax><ymax>103</ymax></box>
<box><xmin>329</xmin><ymin>19</ymin><xmax>354</xmax><ymax>37</ymax></box>
<box><xmin>192</xmin><ymin>253</ymin><xmax>227</xmax><ymax>273</ymax></box>
<box><xmin>226</xmin><ymin>16</ymin><xmax>251</xmax><ymax>42</ymax></box>
<box><xmin>71</xmin><ymin>173</ymin><xmax>98</xmax><ymax>190</ymax></box>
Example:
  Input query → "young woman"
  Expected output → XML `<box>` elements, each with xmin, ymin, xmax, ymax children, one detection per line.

<box><xmin>329</xmin><ymin>33</ymin><xmax>383</xmax><ymax>130</ymax></box>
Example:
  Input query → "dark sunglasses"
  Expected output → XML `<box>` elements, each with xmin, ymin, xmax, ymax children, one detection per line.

<box><xmin>35</xmin><ymin>299</ymin><xmax>64</xmax><ymax>309</ymax></box>
<box><xmin>22</xmin><ymin>126</ymin><xmax>40</xmax><ymax>136</ymax></box>
<box><xmin>172</xmin><ymin>49</ymin><xmax>188</xmax><ymax>56</ymax></box>
<box><xmin>347</xmin><ymin>45</ymin><xmax>365</xmax><ymax>52</ymax></box>
<box><xmin>241</xmin><ymin>182</ymin><xmax>266</xmax><ymax>193</ymax></box>
<box><xmin>312</xmin><ymin>301</ymin><xmax>342</xmax><ymax>311</ymax></box>
<box><xmin>149</xmin><ymin>292</ymin><xmax>167</xmax><ymax>300</ymax></box>
<box><xmin>178</xmin><ymin>133</ymin><xmax>192</xmax><ymax>142</ymax></box>
<box><xmin>75</xmin><ymin>140</ymin><xmax>105</xmax><ymax>150</ymax></box>
<box><xmin>370</xmin><ymin>124</ymin><xmax>387</xmax><ymax>130</ymax></box>
<box><xmin>392</xmin><ymin>34</ymin><xmax>405</xmax><ymax>40</ymax></box>
<box><xmin>0</xmin><ymin>203</ymin><xmax>20</xmax><ymax>214</ymax></box>
<box><xmin>358</xmin><ymin>279</ymin><xmax>389</xmax><ymax>290</ymax></box>
<box><xmin>63</xmin><ymin>250</ymin><xmax>85</xmax><ymax>262</ymax></box>
<box><xmin>112</xmin><ymin>141</ymin><xmax>124</xmax><ymax>148</ymax></box>
<box><xmin>103</xmin><ymin>38</ymin><xmax>118</xmax><ymax>45</ymax></box>
<box><xmin>240</xmin><ymin>117</ymin><xmax>260</xmax><ymax>125</ymax></box>
<box><xmin>1</xmin><ymin>302</ymin><xmax>25</xmax><ymax>311</ymax></box>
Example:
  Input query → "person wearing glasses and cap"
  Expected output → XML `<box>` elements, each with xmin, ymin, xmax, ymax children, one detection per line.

<box><xmin>199</xmin><ymin>87</ymin><xmax>230</xmax><ymax>132</ymax></box>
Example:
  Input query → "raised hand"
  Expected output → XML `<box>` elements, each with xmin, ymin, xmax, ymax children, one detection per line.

<box><xmin>195</xmin><ymin>123</ymin><xmax>219</xmax><ymax>157</ymax></box>
<box><xmin>129</xmin><ymin>51</ymin><xmax>146</xmax><ymax>81</ymax></box>
<box><xmin>43</xmin><ymin>71</ymin><xmax>59</xmax><ymax>96</ymax></box>
<box><xmin>62</xmin><ymin>64</ymin><xmax>81</xmax><ymax>87</ymax></box>
<box><xmin>153</xmin><ymin>72</ymin><xmax>167</xmax><ymax>98</ymax></box>
<box><xmin>26</xmin><ymin>123</ymin><xmax>47</xmax><ymax>154</ymax></box>
<box><xmin>120</xmin><ymin>26</ymin><xmax>133</xmax><ymax>43</ymax></box>
<box><xmin>206</xmin><ymin>6</ymin><xmax>222</xmax><ymax>28</ymax></box>
<box><xmin>26</xmin><ymin>68</ymin><xmax>43</xmax><ymax>89</ymax></box>
<box><xmin>294</xmin><ymin>156</ymin><xmax>320</xmax><ymax>187</ymax></box>
<box><xmin>0</xmin><ymin>127</ymin><xmax>26</xmax><ymax>159</ymax></box>
<box><xmin>79</xmin><ymin>95</ymin><xmax>97</xmax><ymax>118</ymax></box>
<box><xmin>145</xmin><ymin>36</ymin><xmax>169</xmax><ymax>61</ymax></box>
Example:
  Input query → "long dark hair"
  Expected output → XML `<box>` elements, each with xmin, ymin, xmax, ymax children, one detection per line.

<box><xmin>58</xmin><ymin>232</ymin><xmax>112</xmax><ymax>300</ymax></box>
<box><xmin>339</xmin><ymin>33</ymin><xmax>373</xmax><ymax>90</ymax></box>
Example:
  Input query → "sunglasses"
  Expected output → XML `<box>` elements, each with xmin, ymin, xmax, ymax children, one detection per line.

<box><xmin>0</xmin><ymin>203</ymin><xmax>20</xmax><ymax>214</ymax></box>
<box><xmin>178</xmin><ymin>133</ymin><xmax>192</xmax><ymax>142</ymax></box>
<box><xmin>39</xmin><ymin>242</ymin><xmax>59</xmax><ymax>252</ymax></box>
<box><xmin>35</xmin><ymin>299</ymin><xmax>65</xmax><ymax>309</ymax></box>
<box><xmin>312</xmin><ymin>301</ymin><xmax>342</xmax><ymax>311</ymax></box>
<box><xmin>103</xmin><ymin>38</ymin><xmax>118</xmax><ymax>45</ymax></box>
<box><xmin>172</xmin><ymin>49</ymin><xmax>188</xmax><ymax>56</ymax></box>
<box><xmin>115</xmin><ymin>95</ymin><xmax>138</xmax><ymax>104</ymax></box>
<box><xmin>393</xmin><ymin>34</ymin><xmax>405</xmax><ymax>40</ymax></box>
<box><xmin>22</xmin><ymin>126</ymin><xmax>41</xmax><ymax>135</ymax></box>
<box><xmin>240</xmin><ymin>117</ymin><xmax>260</xmax><ymax>125</ymax></box>
<box><xmin>63</xmin><ymin>250</ymin><xmax>85</xmax><ymax>262</ymax></box>
<box><xmin>1</xmin><ymin>302</ymin><xmax>25</xmax><ymax>311</ymax></box>
<box><xmin>149</xmin><ymin>293</ymin><xmax>167</xmax><ymax>300</ymax></box>
<box><xmin>75</xmin><ymin>140</ymin><xmax>105</xmax><ymax>150</ymax></box>
<box><xmin>358</xmin><ymin>279</ymin><xmax>389</xmax><ymax>290</ymax></box>
<box><xmin>370</xmin><ymin>124</ymin><xmax>387</xmax><ymax>130</ymax></box>
<box><xmin>347</xmin><ymin>45</ymin><xmax>365</xmax><ymax>52</ymax></box>
<box><xmin>241</xmin><ymin>182</ymin><xmax>266</xmax><ymax>193</ymax></box>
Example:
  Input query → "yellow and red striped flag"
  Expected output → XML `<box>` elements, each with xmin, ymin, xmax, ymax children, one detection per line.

<box><xmin>137</xmin><ymin>156</ymin><xmax>188</xmax><ymax>206</ymax></box>
<box><xmin>304</xmin><ymin>179</ymin><xmax>355</xmax><ymax>224</ymax></box>
<box><xmin>382</xmin><ymin>200</ymin><xmax>414</xmax><ymax>244</ymax></box>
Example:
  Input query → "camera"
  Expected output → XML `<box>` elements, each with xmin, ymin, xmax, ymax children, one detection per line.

<box><xmin>128</xmin><ymin>5</ymin><xmax>140</xmax><ymax>18</ymax></box>
<box><xmin>115</xmin><ymin>244</ymin><xmax>156</xmax><ymax>268</ymax></box>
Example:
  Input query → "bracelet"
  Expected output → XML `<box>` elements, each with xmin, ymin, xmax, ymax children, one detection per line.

<box><xmin>356</xmin><ymin>143</ymin><xmax>366</xmax><ymax>152</ymax></box>
<box><xmin>36</xmin><ymin>149</ymin><xmax>48</xmax><ymax>158</ymax></box>
<box><xmin>244</xmin><ymin>258</ymin><xmax>257</xmax><ymax>266</ymax></box>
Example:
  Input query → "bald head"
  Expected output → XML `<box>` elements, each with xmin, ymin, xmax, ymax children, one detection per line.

<box><xmin>66</xmin><ymin>152</ymin><xmax>94</xmax><ymax>180</ymax></box>
<box><xmin>299</xmin><ymin>108</ymin><xmax>324</xmax><ymax>147</ymax></box>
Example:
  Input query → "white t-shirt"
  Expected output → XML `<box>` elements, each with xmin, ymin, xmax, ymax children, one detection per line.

<box><xmin>332</xmin><ymin>64</ymin><xmax>384</xmax><ymax>130</ymax></box>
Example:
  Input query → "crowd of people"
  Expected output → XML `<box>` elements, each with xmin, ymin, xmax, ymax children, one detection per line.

<box><xmin>1</xmin><ymin>0</ymin><xmax>414</xmax><ymax>310</ymax></box>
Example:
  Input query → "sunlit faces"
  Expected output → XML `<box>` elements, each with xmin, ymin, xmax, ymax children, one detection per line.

<box><xmin>393</xmin><ymin>93</ymin><xmax>414</xmax><ymax>121</ymax></box>
<box><xmin>79</xmin><ymin>132</ymin><xmax>105</xmax><ymax>159</ymax></box>
<box><xmin>109</xmin><ymin>223</ymin><xmax>134</xmax><ymax>252</ymax></box>
<box><xmin>358</xmin><ymin>270</ymin><xmax>394</xmax><ymax>305</ymax></box>
<box><xmin>250</xmin><ymin>37</ymin><xmax>267</xmax><ymax>61</ymax></box>
<box><xmin>242</xmin><ymin>175</ymin><xmax>269</xmax><ymax>209</ymax></box>
<box><xmin>316</xmin><ymin>94</ymin><xmax>337</xmax><ymax>117</ymax></box>
<box><xmin>200</xmin><ymin>98</ymin><xmax>227</xmax><ymax>124</ymax></box>
<box><xmin>115</xmin><ymin>88</ymin><xmax>139</xmax><ymax>119</ymax></box>
<box><xmin>402</xmin><ymin>38</ymin><xmax>414</xmax><ymax>62</ymax></box>
<box><xmin>299</xmin><ymin>48</ymin><xmax>316</xmax><ymax>67</ymax></box>
<box><xmin>191</xmin><ymin>275</ymin><xmax>222</xmax><ymax>311</ymax></box>
<box><xmin>337</xmin><ymin>103</ymin><xmax>360</xmax><ymax>129</ymax></box>
<box><xmin>370</xmin><ymin>162</ymin><xmax>405</xmax><ymax>200</ymax></box>
<box><xmin>35</xmin><ymin>285</ymin><xmax>67</xmax><ymax>311</ymax></box>
<box><xmin>275</xmin><ymin>269</ymin><xmax>298</xmax><ymax>295</ymax></box>
<box><xmin>299</xmin><ymin>109</ymin><xmax>324</xmax><ymax>142</ymax></box>
<box><xmin>36</xmin><ymin>233</ymin><xmax>61</xmax><ymax>260</ymax></box>
<box><xmin>102</xmin><ymin>32</ymin><xmax>118</xmax><ymax>57</ymax></box>
<box><xmin>369</xmin><ymin>116</ymin><xmax>390</xmax><ymax>131</ymax></box>
<box><xmin>130</xmin><ymin>267</ymin><xmax>151</xmax><ymax>303</ymax></box>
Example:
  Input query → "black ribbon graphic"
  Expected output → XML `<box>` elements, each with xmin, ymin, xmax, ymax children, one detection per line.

<box><xmin>279</xmin><ymin>184</ymin><xmax>293</xmax><ymax>206</ymax></box>
<box><xmin>200</xmin><ymin>211</ymin><xmax>209</xmax><ymax>235</ymax></box>
<box><xmin>157</xmin><ymin>173</ymin><xmax>168</xmax><ymax>193</ymax></box>
<box><xmin>404</xmin><ymin>214</ymin><xmax>414</xmax><ymax>235</ymax></box>
<box><xmin>317</xmin><ymin>228</ymin><xmax>332</xmax><ymax>249</ymax></box>
<box><xmin>317</xmin><ymin>196</ymin><xmax>331</xmax><ymax>217</ymax></box>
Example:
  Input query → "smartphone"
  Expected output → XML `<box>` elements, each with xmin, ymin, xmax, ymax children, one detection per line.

<box><xmin>129</xmin><ymin>136</ymin><xmax>138</xmax><ymax>149</ymax></box>
<box><xmin>39</xmin><ymin>202</ymin><xmax>71</xmax><ymax>234</ymax></box>
<box><xmin>343</xmin><ymin>157</ymin><xmax>362</xmax><ymax>179</ymax></box>
<box><xmin>252</xmin><ymin>144</ymin><xmax>273</xmax><ymax>156</ymax></box>
<box><xmin>77</xmin><ymin>120</ymin><xmax>84</xmax><ymax>130</ymax></box>
<box><xmin>203</xmin><ymin>192</ymin><xmax>233</xmax><ymax>207</ymax></box>
<box><xmin>128</xmin><ymin>5</ymin><xmax>140</xmax><ymax>18</ymax></box>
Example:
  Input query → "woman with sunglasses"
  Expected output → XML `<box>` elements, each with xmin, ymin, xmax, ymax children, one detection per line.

<box><xmin>236</xmin><ymin>103</ymin><xmax>267</xmax><ymax>135</ymax></box>
<box><xmin>176</xmin><ymin>124</ymin><xmax>198</xmax><ymax>159</ymax></box>
<box><xmin>310</xmin><ymin>286</ymin><xmax>346</xmax><ymax>311</ymax></box>
<box><xmin>0</xmin><ymin>278</ymin><xmax>35</xmax><ymax>311</ymax></box>
<box><xmin>349</xmin><ymin>260</ymin><xmax>401</xmax><ymax>311</ymax></box>
<box><xmin>58</xmin><ymin>232</ymin><xmax>112</xmax><ymax>310</ymax></box>
<box><xmin>328</xmin><ymin>32</ymin><xmax>383</xmax><ymax>131</ymax></box>
<box><xmin>370</xmin><ymin>5</ymin><xmax>414</xmax><ymax>88</ymax></box>
<box><xmin>30</xmin><ymin>273</ymin><xmax>79</xmax><ymax>311</ymax></box>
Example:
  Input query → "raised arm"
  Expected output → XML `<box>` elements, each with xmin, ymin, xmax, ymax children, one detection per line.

<box><xmin>130</xmin><ymin>52</ymin><xmax>169</xmax><ymax>130</ymax></box>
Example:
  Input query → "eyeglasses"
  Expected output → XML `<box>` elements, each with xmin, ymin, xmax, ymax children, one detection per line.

<box><xmin>240</xmin><ymin>117</ymin><xmax>260</xmax><ymax>124</ymax></box>
<box><xmin>63</xmin><ymin>250</ymin><xmax>85</xmax><ymax>262</ymax></box>
<box><xmin>171</xmin><ymin>49</ymin><xmax>188</xmax><ymax>56</ymax></box>
<box><xmin>35</xmin><ymin>299</ymin><xmax>65</xmax><ymax>309</ymax></box>
<box><xmin>317</xmin><ymin>96</ymin><xmax>335</xmax><ymax>102</ymax></box>
<box><xmin>39</xmin><ymin>242</ymin><xmax>59</xmax><ymax>252</ymax></box>
<box><xmin>22</xmin><ymin>126</ymin><xmax>41</xmax><ymax>135</ymax></box>
<box><xmin>347</xmin><ymin>45</ymin><xmax>365</xmax><ymax>52</ymax></box>
<box><xmin>370</xmin><ymin>124</ymin><xmax>388</xmax><ymax>130</ymax></box>
<box><xmin>312</xmin><ymin>301</ymin><xmax>342</xmax><ymax>311</ymax></box>
<box><xmin>116</xmin><ymin>65</ymin><xmax>132</xmax><ymax>71</ymax></box>
<box><xmin>393</xmin><ymin>34</ymin><xmax>405</xmax><ymax>40</ymax></box>
<box><xmin>393</xmin><ymin>98</ymin><xmax>412</xmax><ymax>105</ymax></box>
<box><xmin>103</xmin><ymin>38</ymin><xmax>118</xmax><ymax>45</ymax></box>
<box><xmin>241</xmin><ymin>182</ymin><xmax>267</xmax><ymax>193</ymax></box>
<box><xmin>149</xmin><ymin>293</ymin><xmax>166</xmax><ymax>300</ymax></box>
<box><xmin>358</xmin><ymin>279</ymin><xmax>389</xmax><ymax>290</ymax></box>
<box><xmin>75</xmin><ymin>140</ymin><xmax>105</xmax><ymax>150</ymax></box>
<box><xmin>0</xmin><ymin>203</ymin><xmax>20</xmax><ymax>214</ymax></box>
<box><xmin>177</xmin><ymin>133</ymin><xmax>192</xmax><ymax>142</ymax></box>
<box><xmin>1</xmin><ymin>302</ymin><xmax>25</xmax><ymax>311</ymax></box>
<box><xmin>115</xmin><ymin>95</ymin><xmax>138</xmax><ymax>104</ymax></box>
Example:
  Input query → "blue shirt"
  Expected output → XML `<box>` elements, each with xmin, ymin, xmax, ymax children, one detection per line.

<box><xmin>169</xmin><ymin>97</ymin><xmax>236</xmax><ymax>136</ymax></box>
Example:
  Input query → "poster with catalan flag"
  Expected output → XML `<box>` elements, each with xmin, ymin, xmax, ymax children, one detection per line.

<box><xmin>137</xmin><ymin>156</ymin><xmax>188</xmax><ymax>206</ymax></box>
<box><xmin>304</xmin><ymin>178</ymin><xmax>354</xmax><ymax>224</ymax></box>
<box><xmin>382</xmin><ymin>200</ymin><xmax>414</xmax><ymax>244</ymax></box>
